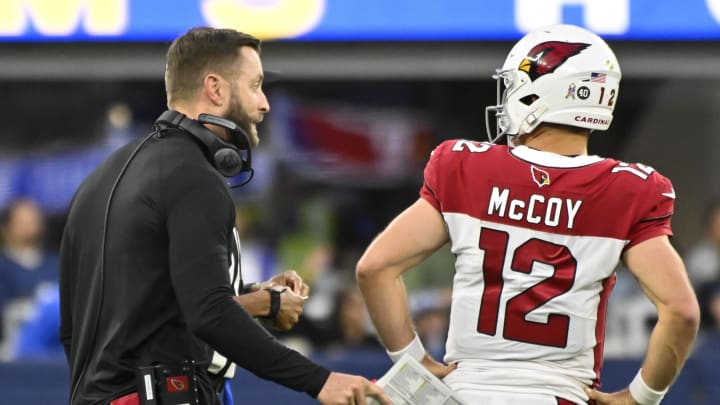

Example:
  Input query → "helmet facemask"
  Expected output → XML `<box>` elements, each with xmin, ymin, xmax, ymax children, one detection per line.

<box><xmin>485</xmin><ymin>68</ymin><xmax>544</xmax><ymax>144</ymax></box>
<box><xmin>485</xmin><ymin>69</ymin><xmax>513</xmax><ymax>144</ymax></box>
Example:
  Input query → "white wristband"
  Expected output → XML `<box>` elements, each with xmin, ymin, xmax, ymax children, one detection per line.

<box><xmin>386</xmin><ymin>334</ymin><xmax>425</xmax><ymax>363</ymax></box>
<box><xmin>628</xmin><ymin>369</ymin><xmax>668</xmax><ymax>405</ymax></box>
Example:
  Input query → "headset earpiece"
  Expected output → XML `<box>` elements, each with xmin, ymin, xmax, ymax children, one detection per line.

<box><xmin>154</xmin><ymin>110</ymin><xmax>252</xmax><ymax>178</ymax></box>
<box><xmin>214</xmin><ymin>148</ymin><xmax>244</xmax><ymax>177</ymax></box>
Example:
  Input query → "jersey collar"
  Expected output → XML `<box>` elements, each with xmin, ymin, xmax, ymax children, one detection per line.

<box><xmin>510</xmin><ymin>145</ymin><xmax>605</xmax><ymax>168</ymax></box>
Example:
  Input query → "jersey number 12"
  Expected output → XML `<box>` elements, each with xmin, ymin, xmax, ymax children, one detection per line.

<box><xmin>476</xmin><ymin>227</ymin><xmax>577</xmax><ymax>348</ymax></box>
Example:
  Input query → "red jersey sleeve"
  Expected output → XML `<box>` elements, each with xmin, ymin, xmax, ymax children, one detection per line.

<box><xmin>419</xmin><ymin>140</ymin><xmax>454</xmax><ymax>211</ymax></box>
<box><xmin>625</xmin><ymin>171</ymin><xmax>675</xmax><ymax>249</ymax></box>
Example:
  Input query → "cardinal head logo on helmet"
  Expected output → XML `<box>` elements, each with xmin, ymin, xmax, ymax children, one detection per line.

<box><xmin>519</xmin><ymin>41</ymin><xmax>590</xmax><ymax>81</ymax></box>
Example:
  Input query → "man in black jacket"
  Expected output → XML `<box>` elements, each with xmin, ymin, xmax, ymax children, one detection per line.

<box><xmin>59</xmin><ymin>27</ymin><xmax>389</xmax><ymax>405</ymax></box>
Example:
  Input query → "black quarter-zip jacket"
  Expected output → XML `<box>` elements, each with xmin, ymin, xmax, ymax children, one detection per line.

<box><xmin>59</xmin><ymin>127</ymin><xmax>329</xmax><ymax>404</ymax></box>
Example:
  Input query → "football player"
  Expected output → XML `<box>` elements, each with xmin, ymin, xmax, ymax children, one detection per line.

<box><xmin>357</xmin><ymin>24</ymin><xmax>699</xmax><ymax>405</ymax></box>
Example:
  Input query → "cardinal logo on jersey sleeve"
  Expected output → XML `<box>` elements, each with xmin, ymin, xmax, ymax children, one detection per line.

<box><xmin>531</xmin><ymin>165</ymin><xmax>551</xmax><ymax>187</ymax></box>
<box><xmin>519</xmin><ymin>41</ymin><xmax>590</xmax><ymax>81</ymax></box>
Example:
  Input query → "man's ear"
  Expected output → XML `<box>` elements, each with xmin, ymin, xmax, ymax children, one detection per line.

<box><xmin>202</xmin><ymin>73</ymin><xmax>225</xmax><ymax>106</ymax></box>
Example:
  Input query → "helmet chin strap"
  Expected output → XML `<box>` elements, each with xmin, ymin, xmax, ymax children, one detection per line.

<box><xmin>518</xmin><ymin>103</ymin><xmax>549</xmax><ymax>135</ymax></box>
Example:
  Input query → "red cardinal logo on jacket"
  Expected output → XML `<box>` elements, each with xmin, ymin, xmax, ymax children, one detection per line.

<box><xmin>519</xmin><ymin>41</ymin><xmax>590</xmax><ymax>81</ymax></box>
<box><xmin>531</xmin><ymin>165</ymin><xmax>551</xmax><ymax>187</ymax></box>
<box><xmin>166</xmin><ymin>376</ymin><xmax>189</xmax><ymax>393</ymax></box>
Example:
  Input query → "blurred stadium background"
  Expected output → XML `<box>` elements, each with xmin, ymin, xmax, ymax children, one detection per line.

<box><xmin>1</xmin><ymin>1</ymin><xmax>720</xmax><ymax>403</ymax></box>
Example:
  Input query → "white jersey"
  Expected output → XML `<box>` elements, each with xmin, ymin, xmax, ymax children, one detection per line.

<box><xmin>419</xmin><ymin>141</ymin><xmax>675</xmax><ymax>403</ymax></box>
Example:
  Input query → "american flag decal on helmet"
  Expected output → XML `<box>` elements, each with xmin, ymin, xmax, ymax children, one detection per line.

<box><xmin>531</xmin><ymin>165</ymin><xmax>551</xmax><ymax>187</ymax></box>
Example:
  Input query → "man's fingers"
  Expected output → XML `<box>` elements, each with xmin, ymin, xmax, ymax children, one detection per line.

<box><xmin>285</xmin><ymin>289</ymin><xmax>305</xmax><ymax>310</ymax></box>
<box><xmin>435</xmin><ymin>362</ymin><xmax>457</xmax><ymax>378</ymax></box>
<box><xmin>584</xmin><ymin>387</ymin><xmax>608</xmax><ymax>403</ymax></box>
<box><xmin>420</xmin><ymin>354</ymin><xmax>457</xmax><ymax>379</ymax></box>
<box><xmin>300</xmin><ymin>282</ymin><xmax>310</xmax><ymax>298</ymax></box>
<box><xmin>277</xmin><ymin>270</ymin><xmax>310</xmax><ymax>296</ymax></box>
<box><xmin>353</xmin><ymin>384</ymin><xmax>366</xmax><ymax>405</ymax></box>
<box><xmin>365</xmin><ymin>381</ymin><xmax>391</xmax><ymax>405</ymax></box>
<box><xmin>283</xmin><ymin>270</ymin><xmax>303</xmax><ymax>294</ymax></box>
<box><xmin>432</xmin><ymin>364</ymin><xmax>455</xmax><ymax>379</ymax></box>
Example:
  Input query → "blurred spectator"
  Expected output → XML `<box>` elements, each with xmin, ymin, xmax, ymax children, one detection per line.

<box><xmin>101</xmin><ymin>101</ymin><xmax>139</xmax><ymax>150</ymax></box>
<box><xmin>318</xmin><ymin>286</ymin><xmax>382</xmax><ymax>355</ymax></box>
<box><xmin>690</xmin><ymin>282</ymin><xmax>720</xmax><ymax>401</ymax></box>
<box><xmin>603</xmin><ymin>266</ymin><xmax>656</xmax><ymax>358</ymax></box>
<box><xmin>408</xmin><ymin>288</ymin><xmax>451</xmax><ymax>361</ymax></box>
<box><xmin>301</xmin><ymin>243</ymin><xmax>341</xmax><ymax>323</ymax></box>
<box><xmin>684</xmin><ymin>199</ymin><xmax>720</xmax><ymax>329</ymax></box>
<box><xmin>334</xmin><ymin>286</ymin><xmax>382</xmax><ymax>350</ymax></box>
<box><xmin>235</xmin><ymin>205</ymin><xmax>278</xmax><ymax>284</ymax></box>
<box><xmin>0</xmin><ymin>198</ymin><xmax>58</xmax><ymax>360</ymax></box>
<box><xmin>414</xmin><ymin>307</ymin><xmax>449</xmax><ymax>361</ymax></box>
<box><xmin>10</xmin><ymin>283</ymin><xmax>63</xmax><ymax>361</ymax></box>
<box><xmin>695</xmin><ymin>283</ymin><xmax>720</xmax><ymax>350</ymax></box>
<box><xmin>685</xmin><ymin>199</ymin><xmax>720</xmax><ymax>287</ymax></box>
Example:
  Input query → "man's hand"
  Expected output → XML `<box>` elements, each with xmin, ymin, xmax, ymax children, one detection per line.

<box><xmin>317</xmin><ymin>372</ymin><xmax>391</xmax><ymax>405</ymax></box>
<box><xmin>270</xmin><ymin>288</ymin><xmax>306</xmax><ymax>331</ymax></box>
<box><xmin>420</xmin><ymin>354</ymin><xmax>457</xmax><ymax>379</ymax></box>
<box><xmin>261</xmin><ymin>270</ymin><xmax>310</xmax><ymax>297</ymax></box>
<box><xmin>584</xmin><ymin>387</ymin><xmax>639</xmax><ymax>405</ymax></box>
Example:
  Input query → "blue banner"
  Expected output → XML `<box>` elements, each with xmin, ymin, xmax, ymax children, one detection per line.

<box><xmin>1</xmin><ymin>0</ymin><xmax>719</xmax><ymax>41</ymax></box>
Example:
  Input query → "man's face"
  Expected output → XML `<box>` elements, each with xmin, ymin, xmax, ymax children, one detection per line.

<box><xmin>223</xmin><ymin>46</ymin><xmax>270</xmax><ymax>148</ymax></box>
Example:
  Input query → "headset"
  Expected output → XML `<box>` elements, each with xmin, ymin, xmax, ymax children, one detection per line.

<box><xmin>70</xmin><ymin>111</ymin><xmax>254</xmax><ymax>403</ymax></box>
<box><xmin>155</xmin><ymin>110</ymin><xmax>254</xmax><ymax>184</ymax></box>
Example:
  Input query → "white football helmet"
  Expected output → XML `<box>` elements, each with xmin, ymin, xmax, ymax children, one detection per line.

<box><xmin>485</xmin><ymin>24</ymin><xmax>621</xmax><ymax>143</ymax></box>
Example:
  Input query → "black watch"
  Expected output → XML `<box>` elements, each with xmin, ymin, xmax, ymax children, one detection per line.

<box><xmin>263</xmin><ymin>288</ymin><xmax>284</xmax><ymax>320</ymax></box>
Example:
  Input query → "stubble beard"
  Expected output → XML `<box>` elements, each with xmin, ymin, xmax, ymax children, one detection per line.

<box><xmin>226</xmin><ymin>91</ymin><xmax>260</xmax><ymax>148</ymax></box>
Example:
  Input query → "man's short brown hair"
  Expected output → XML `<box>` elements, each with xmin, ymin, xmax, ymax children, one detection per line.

<box><xmin>165</xmin><ymin>27</ymin><xmax>261</xmax><ymax>106</ymax></box>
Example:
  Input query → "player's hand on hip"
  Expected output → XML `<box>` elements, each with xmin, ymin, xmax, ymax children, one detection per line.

<box><xmin>317</xmin><ymin>372</ymin><xmax>392</xmax><ymax>405</ymax></box>
<box><xmin>266</xmin><ymin>270</ymin><xmax>310</xmax><ymax>297</ymax></box>
<box><xmin>272</xmin><ymin>288</ymin><xmax>306</xmax><ymax>331</ymax></box>
<box><xmin>585</xmin><ymin>387</ymin><xmax>638</xmax><ymax>405</ymax></box>
<box><xmin>420</xmin><ymin>354</ymin><xmax>457</xmax><ymax>379</ymax></box>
